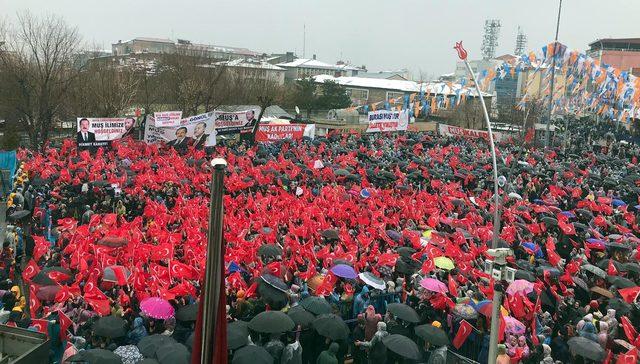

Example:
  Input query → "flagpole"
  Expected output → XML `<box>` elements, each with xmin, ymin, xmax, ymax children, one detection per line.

<box><xmin>544</xmin><ymin>0</ymin><xmax>563</xmax><ymax>149</ymax></box>
<box><xmin>201</xmin><ymin>158</ymin><xmax>227</xmax><ymax>364</ymax></box>
<box><xmin>455</xmin><ymin>41</ymin><xmax>502</xmax><ymax>364</ymax></box>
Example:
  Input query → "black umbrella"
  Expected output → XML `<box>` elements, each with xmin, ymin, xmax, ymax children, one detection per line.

<box><xmin>573</xmin><ymin>222</ymin><xmax>589</xmax><ymax>231</ymax></box>
<box><xmin>575</xmin><ymin>209</ymin><xmax>593</xmax><ymax>220</ymax></box>
<box><xmin>386</xmin><ymin>303</ymin><xmax>420</xmax><ymax>323</ymax></box>
<box><xmin>607</xmin><ymin>298</ymin><xmax>632</xmax><ymax>317</ymax></box>
<box><xmin>415</xmin><ymin>324</ymin><xmax>450</xmax><ymax>346</ymax></box>
<box><xmin>232</xmin><ymin>345</ymin><xmax>274</xmax><ymax>364</ymax></box>
<box><xmin>257</xmin><ymin>281</ymin><xmax>288</xmax><ymax>307</ymax></box>
<box><xmin>176</xmin><ymin>303</ymin><xmax>198</xmax><ymax>322</ymax></box>
<box><xmin>287</xmin><ymin>305</ymin><xmax>315</xmax><ymax>328</ymax></box>
<box><xmin>535</xmin><ymin>266</ymin><xmax>562</xmax><ymax>277</ymax></box>
<box><xmin>249</xmin><ymin>311</ymin><xmax>294</xmax><ymax>334</ymax></box>
<box><xmin>312</xmin><ymin>314</ymin><xmax>349</xmax><ymax>340</ymax></box>
<box><xmin>8</xmin><ymin>210</ymin><xmax>30</xmax><ymax>221</ymax></box>
<box><xmin>260</xmin><ymin>274</ymin><xmax>288</xmax><ymax>292</ymax></box>
<box><xmin>598</xmin><ymin>259</ymin><xmax>624</xmax><ymax>272</ymax></box>
<box><xmin>320</xmin><ymin>229</ymin><xmax>339</xmax><ymax>241</ymax></box>
<box><xmin>573</xmin><ymin>277</ymin><xmax>589</xmax><ymax>292</ymax></box>
<box><xmin>258</xmin><ymin>244</ymin><xmax>282</xmax><ymax>258</ymax></box>
<box><xmin>93</xmin><ymin>315</ymin><xmax>127</xmax><ymax>338</ymax></box>
<box><xmin>395</xmin><ymin>257</ymin><xmax>420</xmax><ymax>275</ymax></box>
<box><xmin>540</xmin><ymin>217</ymin><xmax>558</xmax><ymax>226</ymax></box>
<box><xmin>137</xmin><ymin>335</ymin><xmax>177</xmax><ymax>358</ymax></box>
<box><xmin>515</xmin><ymin>270</ymin><xmax>536</xmax><ymax>282</ymax></box>
<box><xmin>607</xmin><ymin>242</ymin><xmax>631</xmax><ymax>251</ymax></box>
<box><xmin>396</xmin><ymin>246</ymin><xmax>416</xmax><ymax>258</ymax></box>
<box><xmin>32</xmin><ymin>266</ymin><xmax>73</xmax><ymax>286</ymax></box>
<box><xmin>609</xmin><ymin>276</ymin><xmax>636</xmax><ymax>289</ymax></box>
<box><xmin>382</xmin><ymin>334</ymin><xmax>422</xmax><ymax>361</ymax></box>
<box><xmin>624</xmin><ymin>263</ymin><xmax>640</xmax><ymax>274</ymax></box>
<box><xmin>567</xmin><ymin>336</ymin><xmax>605</xmax><ymax>362</ymax></box>
<box><xmin>582</xmin><ymin>264</ymin><xmax>607</xmax><ymax>278</ymax></box>
<box><xmin>156</xmin><ymin>343</ymin><xmax>190</xmax><ymax>364</ymax></box>
<box><xmin>68</xmin><ymin>349</ymin><xmax>123</xmax><ymax>364</ymax></box>
<box><xmin>300</xmin><ymin>296</ymin><xmax>331</xmax><ymax>315</ymax></box>
<box><xmin>227</xmin><ymin>321</ymin><xmax>249</xmax><ymax>350</ymax></box>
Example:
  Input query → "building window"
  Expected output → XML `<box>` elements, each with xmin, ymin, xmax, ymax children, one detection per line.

<box><xmin>345</xmin><ymin>88</ymin><xmax>369</xmax><ymax>102</ymax></box>
<box><xmin>386</xmin><ymin>91</ymin><xmax>405</xmax><ymax>101</ymax></box>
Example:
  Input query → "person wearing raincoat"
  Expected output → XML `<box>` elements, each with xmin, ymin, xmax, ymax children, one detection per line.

<box><xmin>127</xmin><ymin>317</ymin><xmax>147</xmax><ymax>344</ymax></box>
<box><xmin>353</xmin><ymin>286</ymin><xmax>370</xmax><ymax>317</ymax></box>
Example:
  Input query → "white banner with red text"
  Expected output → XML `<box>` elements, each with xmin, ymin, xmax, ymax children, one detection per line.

<box><xmin>438</xmin><ymin>123</ymin><xmax>509</xmax><ymax>143</ymax></box>
<box><xmin>255</xmin><ymin>124</ymin><xmax>316</xmax><ymax>142</ymax></box>
<box><xmin>365</xmin><ymin>110</ymin><xmax>409</xmax><ymax>133</ymax></box>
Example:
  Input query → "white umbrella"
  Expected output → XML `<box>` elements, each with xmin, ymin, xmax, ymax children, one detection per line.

<box><xmin>358</xmin><ymin>272</ymin><xmax>386</xmax><ymax>290</ymax></box>
<box><xmin>508</xmin><ymin>192</ymin><xmax>523</xmax><ymax>200</ymax></box>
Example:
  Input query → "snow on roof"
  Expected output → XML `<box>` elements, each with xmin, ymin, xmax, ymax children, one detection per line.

<box><xmin>311</xmin><ymin>75</ymin><xmax>490</xmax><ymax>97</ymax></box>
<box><xmin>217</xmin><ymin>58</ymin><xmax>285</xmax><ymax>70</ymax></box>
<box><xmin>132</xmin><ymin>37</ymin><xmax>174</xmax><ymax>44</ymax></box>
<box><xmin>277</xmin><ymin>58</ymin><xmax>341</xmax><ymax>70</ymax></box>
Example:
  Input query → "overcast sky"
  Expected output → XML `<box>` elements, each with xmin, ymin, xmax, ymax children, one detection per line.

<box><xmin>2</xmin><ymin>0</ymin><xmax>639</xmax><ymax>78</ymax></box>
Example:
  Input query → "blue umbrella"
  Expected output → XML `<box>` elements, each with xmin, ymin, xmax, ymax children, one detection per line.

<box><xmin>586</xmin><ymin>238</ymin><xmax>606</xmax><ymax>249</ymax></box>
<box><xmin>612</xmin><ymin>199</ymin><xmax>626</xmax><ymax>208</ymax></box>
<box><xmin>521</xmin><ymin>242</ymin><xmax>544</xmax><ymax>258</ymax></box>
<box><xmin>534</xmin><ymin>199</ymin><xmax>544</xmax><ymax>205</ymax></box>
<box><xmin>360</xmin><ymin>188</ymin><xmax>371</xmax><ymax>199</ymax></box>
<box><xmin>330</xmin><ymin>264</ymin><xmax>358</xmax><ymax>279</ymax></box>
<box><xmin>560</xmin><ymin>211</ymin><xmax>576</xmax><ymax>219</ymax></box>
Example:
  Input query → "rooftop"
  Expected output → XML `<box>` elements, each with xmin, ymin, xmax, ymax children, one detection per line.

<box><xmin>277</xmin><ymin>58</ymin><xmax>341</xmax><ymax>70</ymax></box>
<box><xmin>216</xmin><ymin>58</ymin><xmax>285</xmax><ymax>70</ymax></box>
<box><xmin>311</xmin><ymin>75</ymin><xmax>489</xmax><ymax>97</ymax></box>
<box><xmin>588</xmin><ymin>38</ymin><xmax>640</xmax><ymax>48</ymax></box>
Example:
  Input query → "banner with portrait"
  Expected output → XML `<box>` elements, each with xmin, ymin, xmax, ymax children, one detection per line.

<box><xmin>214</xmin><ymin>109</ymin><xmax>259</xmax><ymax>135</ymax></box>
<box><xmin>76</xmin><ymin>117</ymin><xmax>136</xmax><ymax>148</ymax></box>
<box><xmin>153</xmin><ymin>111</ymin><xmax>183</xmax><ymax>127</ymax></box>
<box><xmin>365</xmin><ymin>110</ymin><xmax>409</xmax><ymax>133</ymax></box>
<box><xmin>255</xmin><ymin>124</ymin><xmax>316</xmax><ymax>142</ymax></box>
<box><xmin>144</xmin><ymin>112</ymin><xmax>216</xmax><ymax>149</ymax></box>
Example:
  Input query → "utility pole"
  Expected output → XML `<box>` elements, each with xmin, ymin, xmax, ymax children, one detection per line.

<box><xmin>544</xmin><ymin>0</ymin><xmax>563</xmax><ymax>149</ymax></box>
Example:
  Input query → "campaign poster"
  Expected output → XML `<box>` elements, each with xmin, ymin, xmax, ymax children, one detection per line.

<box><xmin>144</xmin><ymin>112</ymin><xmax>216</xmax><ymax>149</ymax></box>
<box><xmin>255</xmin><ymin>124</ymin><xmax>316</xmax><ymax>142</ymax></box>
<box><xmin>214</xmin><ymin>109</ymin><xmax>259</xmax><ymax>135</ymax></box>
<box><xmin>153</xmin><ymin>111</ymin><xmax>183</xmax><ymax>127</ymax></box>
<box><xmin>438</xmin><ymin>123</ymin><xmax>507</xmax><ymax>142</ymax></box>
<box><xmin>76</xmin><ymin>117</ymin><xmax>135</xmax><ymax>148</ymax></box>
<box><xmin>365</xmin><ymin>110</ymin><xmax>409</xmax><ymax>133</ymax></box>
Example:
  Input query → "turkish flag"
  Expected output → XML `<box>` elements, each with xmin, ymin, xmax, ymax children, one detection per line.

<box><xmin>85</xmin><ymin>298</ymin><xmax>111</xmax><ymax>316</ymax></box>
<box><xmin>558</xmin><ymin>219</ymin><xmax>576</xmax><ymax>235</ymax></box>
<box><xmin>170</xmin><ymin>261</ymin><xmax>199</xmax><ymax>280</ymax></box>
<box><xmin>448</xmin><ymin>275</ymin><xmax>458</xmax><ymax>297</ymax></box>
<box><xmin>618</xmin><ymin>348</ymin><xmax>639</xmax><ymax>364</ymax></box>
<box><xmin>608</xmin><ymin>260</ymin><xmax>619</xmax><ymax>276</ymax></box>
<box><xmin>150</xmin><ymin>244</ymin><xmax>173</xmax><ymax>261</ymax></box>
<box><xmin>47</xmin><ymin>270</ymin><xmax>70</xmax><ymax>283</ymax></box>
<box><xmin>84</xmin><ymin>281</ymin><xmax>108</xmax><ymax>301</ymax></box>
<box><xmin>452</xmin><ymin>319</ymin><xmax>474</xmax><ymax>349</ymax></box>
<box><xmin>621</xmin><ymin>316</ymin><xmax>638</xmax><ymax>342</ymax></box>
<box><xmin>421</xmin><ymin>258</ymin><xmax>434</xmax><ymax>274</ymax></box>
<box><xmin>57</xmin><ymin>310</ymin><xmax>73</xmax><ymax>341</ymax></box>
<box><xmin>618</xmin><ymin>286</ymin><xmax>640</xmax><ymax>304</ymax></box>
<box><xmin>22</xmin><ymin>259</ymin><xmax>40</xmax><ymax>281</ymax></box>
<box><xmin>29</xmin><ymin>285</ymin><xmax>41</xmax><ymax>314</ymax></box>
<box><xmin>30</xmin><ymin>319</ymin><xmax>49</xmax><ymax>335</ymax></box>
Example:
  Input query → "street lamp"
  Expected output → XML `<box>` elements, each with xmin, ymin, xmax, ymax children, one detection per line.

<box><xmin>200</xmin><ymin>158</ymin><xmax>227</xmax><ymax>364</ymax></box>
<box><xmin>454</xmin><ymin>41</ymin><xmax>513</xmax><ymax>364</ymax></box>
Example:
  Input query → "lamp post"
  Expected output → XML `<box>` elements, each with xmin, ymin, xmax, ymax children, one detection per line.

<box><xmin>454</xmin><ymin>41</ymin><xmax>505</xmax><ymax>364</ymax></box>
<box><xmin>200</xmin><ymin>158</ymin><xmax>227</xmax><ymax>364</ymax></box>
<box><xmin>544</xmin><ymin>0</ymin><xmax>564</xmax><ymax>149</ymax></box>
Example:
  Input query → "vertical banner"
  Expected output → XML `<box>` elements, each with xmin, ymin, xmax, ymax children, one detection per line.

<box><xmin>76</xmin><ymin>117</ymin><xmax>135</xmax><ymax>148</ymax></box>
<box><xmin>144</xmin><ymin>112</ymin><xmax>216</xmax><ymax>149</ymax></box>
<box><xmin>153</xmin><ymin>111</ymin><xmax>183</xmax><ymax>127</ymax></box>
<box><xmin>365</xmin><ymin>110</ymin><xmax>409</xmax><ymax>133</ymax></box>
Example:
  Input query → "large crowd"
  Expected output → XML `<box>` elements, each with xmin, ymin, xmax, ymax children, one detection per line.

<box><xmin>1</xmin><ymin>120</ymin><xmax>640</xmax><ymax>364</ymax></box>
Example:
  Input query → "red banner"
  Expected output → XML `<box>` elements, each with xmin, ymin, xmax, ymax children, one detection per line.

<box><xmin>255</xmin><ymin>124</ymin><xmax>314</xmax><ymax>142</ymax></box>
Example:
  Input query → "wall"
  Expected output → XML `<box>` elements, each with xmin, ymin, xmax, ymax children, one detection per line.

<box><xmin>601</xmin><ymin>50</ymin><xmax>640</xmax><ymax>76</ymax></box>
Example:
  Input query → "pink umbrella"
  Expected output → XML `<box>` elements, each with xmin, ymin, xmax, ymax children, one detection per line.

<box><xmin>504</xmin><ymin>316</ymin><xmax>526</xmax><ymax>335</ymax></box>
<box><xmin>140</xmin><ymin>297</ymin><xmax>175</xmax><ymax>319</ymax></box>
<box><xmin>506</xmin><ymin>279</ymin><xmax>534</xmax><ymax>296</ymax></box>
<box><xmin>420</xmin><ymin>277</ymin><xmax>448</xmax><ymax>294</ymax></box>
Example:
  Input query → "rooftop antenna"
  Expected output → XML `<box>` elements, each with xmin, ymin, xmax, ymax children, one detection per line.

<box><xmin>303</xmin><ymin>24</ymin><xmax>306</xmax><ymax>58</ymax></box>
<box><xmin>481</xmin><ymin>19</ymin><xmax>501</xmax><ymax>60</ymax></box>
<box><xmin>514</xmin><ymin>26</ymin><xmax>528</xmax><ymax>56</ymax></box>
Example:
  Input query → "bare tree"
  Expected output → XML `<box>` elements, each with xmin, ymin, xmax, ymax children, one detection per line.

<box><xmin>0</xmin><ymin>12</ymin><xmax>82</xmax><ymax>149</ymax></box>
<box><xmin>68</xmin><ymin>62</ymin><xmax>138</xmax><ymax>117</ymax></box>
<box><xmin>244</xmin><ymin>79</ymin><xmax>284</xmax><ymax>144</ymax></box>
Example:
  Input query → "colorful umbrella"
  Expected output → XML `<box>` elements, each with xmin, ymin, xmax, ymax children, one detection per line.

<box><xmin>506</xmin><ymin>280</ymin><xmax>534</xmax><ymax>296</ymax></box>
<box><xmin>420</xmin><ymin>277</ymin><xmax>448</xmax><ymax>293</ymax></box>
<box><xmin>140</xmin><ymin>297</ymin><xmax>175</xmax><ymax>320</ymax></box>
<box><xmin>330</xmin><ymin>264</ymin><xmax>357</xmax><ymax>279</ymax></box>
<box><xmin>452</xmin><ymin>304</ymin><xmax>478</xmax><ymax>320</ymax></box>
<box><xmin>433</xmin><ymin>257</ymin><xmax>455</xmax><ymax>270</ymax></box>
<box><xmin>503</xmin><ymin>316</ymin><xmax>526</xmax><ymax>335</ymax></box>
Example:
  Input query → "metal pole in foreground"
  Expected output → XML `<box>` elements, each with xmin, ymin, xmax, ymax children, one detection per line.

<box><xmin>201</xmin><ymin>158</ymin><xmax>227</xmax><ymax>364</ymax></box>
<box><xmin>455</xmin><ymin>41</ymin><xmax>501</xmax><ymax>364</ymax></box>
<box><xmin>545</xmin><ymin>0</ymin><xmax>563</xmax><ymax>149</ymax></box>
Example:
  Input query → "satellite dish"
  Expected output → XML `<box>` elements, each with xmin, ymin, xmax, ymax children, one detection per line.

<box><xmin>295</xmin><ymin>106</ymin><xmax>300</xmax><ymax>114</ymax></box>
